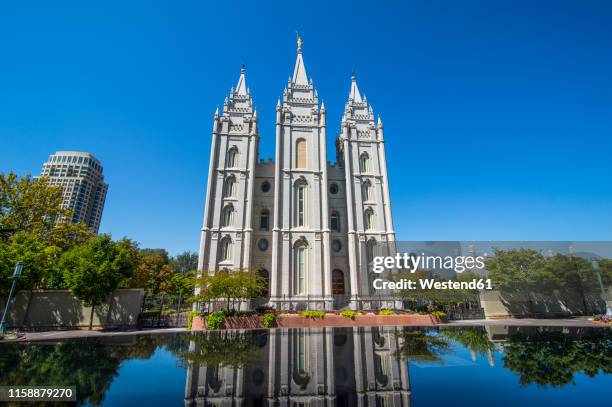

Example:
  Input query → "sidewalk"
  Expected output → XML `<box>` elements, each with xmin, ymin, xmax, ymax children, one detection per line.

<box><xmin>1</xmin><ymin>317</ymin><xmax>607</xmax><ymax>344</ymax></box>
<box><xmin>0</xmin><ymin>327</ymin><xmax>187</xmax><ymax>344</ymax></box>
<box><xmin>446</xmin><ymin>317</ymin><xmax>606</xmax><ymax>327</ymax></box>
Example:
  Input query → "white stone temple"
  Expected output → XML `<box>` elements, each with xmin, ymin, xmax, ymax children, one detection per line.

<box><xmin>197</xmin><ymin>38</ymin><xmax>396</xmax><ymax>310</ymax></box>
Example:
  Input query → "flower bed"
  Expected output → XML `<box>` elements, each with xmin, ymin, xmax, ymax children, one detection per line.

<box><xmin>190</xmin><ymin>311</ymin><xmax>442</xmax><ymax>331</ymax></box>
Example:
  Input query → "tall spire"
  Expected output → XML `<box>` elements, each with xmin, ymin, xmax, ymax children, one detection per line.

<box><xmin>292</xmin><ymin>34</ymin><xmax>308</xmax><ymax>85</ymax></box>
<box><xmin>235</xmin><ymin>64</ymin><xmax>247</xmax><ymax>95</ymax></box>
<box><xmin>349</xmin><ymin>71</ymin><xmax>362</xmax><ymax>103</ymax></box>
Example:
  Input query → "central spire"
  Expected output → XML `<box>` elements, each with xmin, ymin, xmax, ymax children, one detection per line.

<box><xmin>349</xmin><ymin>71</ymin><xmax>363</xmax><ymax>103</ymax></box>
<box><xmin>292</xmin><ymin>34</ymin><xmax>308</xmax><ymax>85</ymax></box>
<box><xmin>235</xmin><ymin>64</ymin><xmax>247</xmax><ymax>95</ymax></box>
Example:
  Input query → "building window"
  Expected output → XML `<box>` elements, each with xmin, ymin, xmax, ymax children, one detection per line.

<box><xmin>363</xmin><ymin>180</ymin><xmax>373</xmax><ymax>201</ymax></box>
<box><xmin>227</xmin><ymin>147</ymin><xmax>238</xmax><ymax>168</ymax></box>
<box><xmin>224</xmin><ymin>176</ymin><xmax>236</xmax><ymax>198</ymax></box>
<box><xmin>332</xmin><ymin>269</ymin><xmax>345</xmax><ymax>295</ymax></box>
<box><xmin>295</xmin><ymin>245</ymin><xmax>306</xmax><ymax>295</ymax></box>
<box><xmin>329</xmin><ymin>183</ymin><xmax>339</xmax><ymax>195</ymax></box>
<box><xmin>220</xmin><ymin>237</ymin><xmax>232</xmax><ymax>262</ymax></box>
<box><xmin>365</xmin><ymin>208</ymin><xmax>375</xmax><ymax>230</ymax></box>
<box><xmin>366</xmin><ymin>238</ymin><xmax>377</xmax><ymax>265</ymax></box>
<box><xmin>260</xmin><ymin>209</ymin><xmax>269</xmax><ymax>230</ymax></box>
<box><xmin>258</xmin><ymin>238</ymin><xmax>269</xmax><ymax>252</ymax></box>
<box><xmin>296</xmin><ymin>138</ymin><xmax>307</xmax><ymax>169</ymax></box>
<box><xmin>223</xmin><ymin>205</ymin><xmax>234</xmax><ymax>227</ymax></box>
<box><xmin>360</xmin><ymin>152</ymin><xmax>371</xmax><ymax>173</ymax></box>
<box><xmin>295</xmin><ymin>181</ymin><xmax>307</xmax><ymax>227</ymax></box>
<box><xmin>261</xmin><ymin>181</ymin><xmax>271</xmax><ymax>193</ymax></box>
<box><xmin>332</xmin><ymin>239</ymin><xmax>342</xmax><ymax>253</ymax></box>
<box><xmin>330</xmin><ymin>211</ymin><xmax>340</xmax><ymax>232</ymax></box>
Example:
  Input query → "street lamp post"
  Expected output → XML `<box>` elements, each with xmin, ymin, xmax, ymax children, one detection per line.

<box><xmin>0</xmin><ymin>261</ymin><xmax>24</xmax><ymax>335</ymax></box>
<box><xmin>591</xmin><ymin>259</ymin><xmax>612</xmax><ymax>317</ymax></box>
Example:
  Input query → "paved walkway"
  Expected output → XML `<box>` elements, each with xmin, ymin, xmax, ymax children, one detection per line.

<box><xmin>446</xmin><ymin>317</ymin><xmax>607</xmax><ymax>327</ymax></box>
<box><xmin>0</xmin><ymin>327</ymin><xmax>187</xmax><ymax>344</ymax></box>
<box><xmin>1</xmin><ymin>318</ymin><xmax>607</xmax><ymax>344</ymax></box>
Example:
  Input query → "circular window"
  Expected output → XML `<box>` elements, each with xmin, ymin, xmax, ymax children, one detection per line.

<box><xmin>332</xmin><ymin>240</ymin><xmax>342</xmax><ymax>252</ymax></box>
<box><xmin>329</xmin><ymin>183</ymin><xmax>339</xmax><ymax>195</ymax></box>
<box><xmin>258</xmin><ymin>238</ymin><xmax>269</xmax><ymax>251</ymax></box>
<box><xmin>261</xmin><ymin>181</ymin><xmax>271</xmax><ymax>193</ymax></box>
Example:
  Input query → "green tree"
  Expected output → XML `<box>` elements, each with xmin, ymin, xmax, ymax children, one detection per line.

<box><xmin>125</xmin><ymin>250</ymin><xmax>175</xmax><ymax>295</ymax></box>
<box><xmin>192</xmin><ymin>269</ymin><xmax>266</xmax><ymax>311</ymax></box>
<box><xmin>486</xmin><ymin>249</ymin><xmax>551</xmax><ymax>290</ymax></box>
<box><xmin>61</xmin><ymin>235</ymin><xmax>138</xmax><ymax>329</ymax></box>
<box><xmin>170</xmin><ymin>250</ymin><xmax>198</xmax><ymax>274</ymax></box>
<box><xmin>0</xmin><ymin>173</ymin><xmax>94</xmax><ymax>292</ymax></box>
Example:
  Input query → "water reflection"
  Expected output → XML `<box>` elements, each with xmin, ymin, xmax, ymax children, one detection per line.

<box><xmin>184</xmin><ymin>327</ymin><xmax>411</xmax><ymax>407</ymax></box>
<box><xmin>0</xmin><ymin>327</ymin><xmax>609</xmax><ymax>406</ymax></box>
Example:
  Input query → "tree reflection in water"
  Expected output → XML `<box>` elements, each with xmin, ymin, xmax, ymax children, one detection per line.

<box><xmin>0</xmin><ymin>327</ymin><xmax>609</xmax><ymax>406</ymax></box>
<box><xmin>502</xmin><ymin>328</ymin><xmax>612</xmax><ymax>387</ymax></box>
<box><xmin>0</xmin><ymin>334</ymin><xmax>189</xmax><ymax>406</ymax></box>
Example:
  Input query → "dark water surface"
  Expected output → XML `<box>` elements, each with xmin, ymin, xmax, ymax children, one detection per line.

<box><xmin>0</xmin><ymin>326</ymin><xmax>609</xmax><ymax>406</ymax></box>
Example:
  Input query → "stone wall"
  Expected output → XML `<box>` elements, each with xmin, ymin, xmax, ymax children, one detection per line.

<box><xmin>480</xmin><ymin>288</ymin><xmax>611</xmax><ymax>319</ymax></box>
<box><xmin>0</xmin><ymin>289</ymin><xmax>144</xmax><ymax>330</ymax></box>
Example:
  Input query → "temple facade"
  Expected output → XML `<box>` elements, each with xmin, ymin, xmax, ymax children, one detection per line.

<box><xmin>197</xmin><ymin>39</ymin><xmax>395</xmax><ymax>310</ymax></box>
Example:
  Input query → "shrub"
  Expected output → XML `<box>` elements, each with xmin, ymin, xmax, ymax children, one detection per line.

<box><xmin>187</xmin><ymin>311</ymin><xmax>201</xmax><ymax>329</ymax></box>
<box><xmin>431</xmin><ymin>311</ymin><xmax>447</xmax><ymax>318</ymax></box>
<box><xmin>206</xmin><ymin>311</ymin><xmax>226</xmax><ymax>330</ymax></box>
<box><xmin>262</xmin><ymin>312</ymin><xmax>277</xmax><ymax>328</ymax></box>
<box><xmin>300</xmin><ymin>310</ymin><xmax>326</xmax><ymax>319</ymax></box>
<box><xmin>340</xmin><ymin>310</ymin><xmax>357</xmax><ymax>320</ymax></box>
<box><xmin>162</xmin><ymin>309</ymin><xmax>176</xmax><ymax>315</ymax></box>
<box><xmin>378</xmin><ymin>309</ymin><xmax>394</xmax><ymax>315</ymax></box>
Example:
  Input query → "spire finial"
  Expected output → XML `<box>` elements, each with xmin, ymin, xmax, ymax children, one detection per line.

<box><xmin>241</xmin><ymin>63</ymin><xmax>245</xmax><ymax>73</ymax></box>
<box><xmin>352</xmin><ymin>70</ymin><xmax>356</xmax><ymax>81</ymax></box>
<box><xmin>296</xmin><ymin>31</ymin><xmax>303</xmax><ymax>52</ymax></box>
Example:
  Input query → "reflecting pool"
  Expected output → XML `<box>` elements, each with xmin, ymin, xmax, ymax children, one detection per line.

<box><xmin>0</xmin><ymin>326</ymin><xmax>610</xmax><ymax>406</ymax></box>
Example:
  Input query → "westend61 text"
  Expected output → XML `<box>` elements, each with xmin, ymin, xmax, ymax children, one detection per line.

<box><xmin>373</xmin><ymin>278</ymin><xmax>493</xmax><ymax>291</ymax></box>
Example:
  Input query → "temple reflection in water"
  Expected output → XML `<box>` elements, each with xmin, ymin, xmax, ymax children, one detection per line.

<box><xmin>184</xmin><ymin>327</ymin><xmax>410</xmax><ymax>407</ymax></box>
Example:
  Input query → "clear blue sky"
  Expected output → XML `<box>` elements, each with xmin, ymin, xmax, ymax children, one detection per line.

<box><xmin>1</xmin><ymin>1</ymin><xmax>611</xmax><ymax>254</ymax></box>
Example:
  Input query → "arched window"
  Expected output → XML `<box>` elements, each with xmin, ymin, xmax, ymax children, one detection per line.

<box><xmin>330</xmin><ymin>210</ymin><xmax>340</xmax><ymax>232</ymax></box>
<box><xmin>365</xmin><ymin>208</ymin><xmax>375</xmax><ymax>230</ymax></box>
<box><xmin>359</xmin><ymin>152</ymin><xmax>370</xmax><ymax>173</ymax></box>
<box><xmin>295</xmin><ymin>244</ymin><xmax>306</xmax><ymax>295</ymax></box>
<box><xmin>332</xmin><ymin>269</ymin><xmax>345</xmax><ymax>295</ymax></box>
<box><xmin>296</xmin><ymin>138</ymin><xmax>307</xmax><ymax>169</ymax></box>
<box><xmin>227</xmin><ymin>147</ymin><xmax>238</xmax><ymax>168</ymax></box>
<box><xmin>260</xmin><ymin>209</ymin><xmax>269</xmax><ymax>230</ymax></box>
<box><xmin>366</xmin><ymin>238</ymin><xmax>377</xmax><ymax>264</ymax></box>
<box><xmin>220</xmin><ymin>236</ymin><xmax>232</xmax><ymax>262</ymax></box>
<box><xmin>224</xmin><ymin>176</ymin><xmax>236</xmax><ymax>198</ymax></box>
<box><xmin>295</xmin><ymin>180</ymin><xmax>307</xmax><ymax>227</ymax></box>
<box><xmin>363</xmin><ymin>180</ymin><xmax>373</xmax><ymax>202</ymax></box>
<box><xmin>223</xmin><ymin>205</ymin><xmax>234</xmax><ymax>227</ymax></box>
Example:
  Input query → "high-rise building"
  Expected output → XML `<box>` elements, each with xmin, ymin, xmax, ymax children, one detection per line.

<box><xmin>197</xmin><ymin>39</ymin><xmax>396</xmax><ymax>310</ymax></box>
<box><xmin>39</xmin><ymin>151</ymin><xmax>108</xmax><ymax>233</ymax></box>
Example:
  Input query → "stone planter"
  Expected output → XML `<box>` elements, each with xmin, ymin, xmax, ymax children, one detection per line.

<box><xmin>276</xmin><ymin>313</ymin><xmax>437</xmax><ymax>328</ymax></box>
<box><xmin>190</xmin><ymin>313</ymin><xmax>440</xmax><ymax>331</ymax></box>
